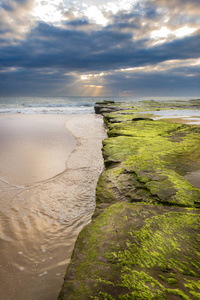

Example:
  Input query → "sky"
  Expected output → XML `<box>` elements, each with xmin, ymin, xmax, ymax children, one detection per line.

<box><xmin>0</xmin><ymin>0</ymin><xmax>200</xmax><ymax>97</ymax></box>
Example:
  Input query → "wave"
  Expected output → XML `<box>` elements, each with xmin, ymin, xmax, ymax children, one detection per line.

<box><xmin>22</xmin><ymin>103</ymin><xmax>94</xmax><ymax>108</ymax></box>
<box><xmin>0</xmin><ymin>106</ymin><xmax>94</xmax><ymax>114</ymax></box>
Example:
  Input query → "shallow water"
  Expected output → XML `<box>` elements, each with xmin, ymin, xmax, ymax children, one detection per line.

<box><xmin>146</xmin><ymin>109</ymin><xmax>200</xmax><ymax>125</ymax></box>
<box><xmin>185</xmin><ymin>170</ymin><xmax>200</xmax><ymax>189</ymax></box>
<box><xmin>0</xmin><ymin>114</ymin><xmax>106</xmax><ymax>300</ymax></box>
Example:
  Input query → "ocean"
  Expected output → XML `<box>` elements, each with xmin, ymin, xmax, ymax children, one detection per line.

<box><xmin>0</xmin><ymin>96</ymin><xmax>196</xmax><ymax>114</ymax></box>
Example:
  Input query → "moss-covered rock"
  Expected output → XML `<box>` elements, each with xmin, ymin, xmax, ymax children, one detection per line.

<box><xmin>100</xmin><ymin>118</ymin><xmax>200</xmax><ymax>207</ymax></box>
<box><xmin>58</xmin><ymin>203</ymin><xmax>200</xmax><ymax>299</ymax></box>
<box><xmin>58</xmin><ymin>100</ymin><xmax>200</xmax><ymax>300</ymax></box>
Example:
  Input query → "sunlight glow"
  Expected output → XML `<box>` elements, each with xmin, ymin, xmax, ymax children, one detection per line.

<box><xmin>120</xmin><ymin>67</ymin><xmax>145</xmax><ymax>72</ymax></box>
<box><xmin>90</xmin><ymin>58</ymin><xmax>200</xmax><ymax>78</ymax></box>
<box><xmin>84</xmin><ymin>6</ymin><xmax>108</xmax><ymax>26</ymax></box>
<box><xmin>151</xmin><ymin>26</ymin><xmax>171</xmax><ymax>39</ymax></box>
<box><xmin>81</xmin><ymin>72</ymin><xmax>105</xmax><ymax>80</ymax></box>
<box><xmin>119</xmin><ymin>58</ymin><xmax>200</xmax><ymax>74</ymax></box>
<box><xmin>32</xmin><ymin>0</ymin><xmax>64</xmax><ymax>24</ymax></box>
<box><xmin>85</xmin><ymin>85</ymin><xmax>103</xmax><ymax>88</ymax></box>
<box><xmin>174</xmin><ymin>26</ymin><xmax>197</xmax><ymax>38</ymax></box>
<box><xmin>151</xmin><ymin>25</ymin><xmax>197</xmax><ymax>42</ymax></box>
<box><xmin>81</xmin><ymin>75</ymin><xmax>88</xmax><ymax>80</ymax></box>
<box><xmin>80</xmin><ymin>58</ymin><xmax>200</xmax><ymax>84</ymax></box>
<box><xmin>81</xmin><ymin>83</ymin><xmax>104</xmax><ymax>97</ymax></box>
<box><xmin>0</xmin><ymin>67</ymin><xmax>17</xmax><ymax>73</ymax></box>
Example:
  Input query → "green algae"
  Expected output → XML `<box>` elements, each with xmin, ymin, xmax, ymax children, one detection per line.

<box><xmin>58</xmin><ymin>100</ymin><xmax>200</xmax><ymax>300</ymax></box>
<box><xmin>184</xmin><ymin>280</ymin><xmax>200</xmax><ymax>299</ymax></box>
<box><xmin>100</xmin><ymin>118</ymin><xmax>200</xmax><ymax>207</ymax></box>
<box><xmin>58</xmin><ymin>202</ymin><xmax>200</xmax><ymax>299</ymax></box>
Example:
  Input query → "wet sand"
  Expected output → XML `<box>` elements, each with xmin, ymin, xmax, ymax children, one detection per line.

<box><xmin>0</xmin><ymin>114</ymin><xmax>106</xmax><ymax>300</ymax></box>
<box><xmin>0</xmin><ymin>114</ymin><xmax>77</xmax><ymax>186</ymax></box>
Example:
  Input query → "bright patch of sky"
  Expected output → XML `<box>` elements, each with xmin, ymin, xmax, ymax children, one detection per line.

<box><xmin>175</xmin><ymin>26</ymin><xmax>197</xmax><ymax>38</ymax></box>
<box><xmin>32</xmin><ymin>0</ymin><xmax>65</xmax><ymax>24</ymax></box>
<box><xmin>83</xmin><ymin>5</ymin><xmax>108</xmax><ymax>25</ymax></box>
<box><xmin>32</xmin><ymin>0</ymin><xmax>136</xmax><ymax>26</ymax></box>
<box><xmin>151</xmin><ymin>25</ymin><xmax>197</xmax><ymax>42</ymax></box>
<box><xmin>151</xmin><ymin>26</ymin><xmax>171</xmax><ymax>39</ymax></box>
<box><xmin>103</xmin><ymin>0</ymin><xmax>134</xmax><ymax>12</ymax></box>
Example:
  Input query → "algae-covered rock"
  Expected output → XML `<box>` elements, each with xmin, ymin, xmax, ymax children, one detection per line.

<box><xmin>58</xmin><ymin>203</ymin><xmax>200</xmax><ymax>299</ymax></box>
<box><xmin>94</xmin><ymin>101</ymin><xmax>128</xmax><ymax>115</ymax></box>
<box><xmin>58</xmin><ymin>101</ymin><xmax>200</xmax><ymax>300</ymax></box>
<box><xmin>100</xmin><ymin>118</ymin><xmax>200</xmax><ymax>207</ymax></box>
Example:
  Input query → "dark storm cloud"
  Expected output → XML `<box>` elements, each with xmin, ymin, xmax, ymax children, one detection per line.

<box><xmin>0</xmin><ymin>67</ymin><xmax>75</xmax><ymax>96</ymax></box>
<box><xmin>0</xmin><ymin>22</ymin><xmax>133</xmax><ymax>70</ymax></box>
<box><xmin>0</xmin><ymin>21</ymin><xmax>200</xmax><ymax>72</ymax></box>
<box><xmin>103</xmin><ymin>69</ymin><xmax>200</xmax><ymax>97</ymax></box>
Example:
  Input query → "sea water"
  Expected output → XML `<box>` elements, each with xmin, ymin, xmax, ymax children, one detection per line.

<box><xmin>0</xmin><ymin>95</ymin><xmax>196</xmax><ymax>114</ymax></box>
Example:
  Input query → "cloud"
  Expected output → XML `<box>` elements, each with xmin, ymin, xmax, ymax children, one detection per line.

<box><xmin>101</xmin><ymin>67</ymin><xmax>200</xmax><ymax>97</ymax></box>
<box><xmin>0</xmin><ymin>0</ymin><xmax>200</xmax><ymax>96</ymax></box>
<box><xmin>0</xmin><ymin>67</ymin><xmax>76</xmax><ymax>96</ymax></box>
<box><xmin>151</xmin><ymin>0</ymin><xmax>200</xmax><ymax>15</ymax></box>
<box><xmin>1</xmin><ymin>20</ymin><xmax>200</xmax><ymax>72</ymax></box>
<box><xmin>1</xmin><ymin>0</ymin><xmax>33</xmax><ymax>11</ymax></box>
<box><xmin>0</xmin><ymin>0</ymin><xmax>35</xmax><ymax>44</ymax></box>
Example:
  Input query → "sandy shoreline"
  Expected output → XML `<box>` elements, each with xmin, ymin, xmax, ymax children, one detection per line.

<box><xmin>0</xmin><ymin>113</ymin><xmax>106</xmax><ymax>300</ymax></box>
<box><xmin>0</xmin><ymin>114</ymin><xmax>77</xmax><ymax>186</ymax></box>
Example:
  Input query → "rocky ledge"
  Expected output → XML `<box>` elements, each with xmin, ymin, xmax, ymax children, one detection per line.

<box><xmin>58</xmin><ymin>100</ymin><xmax>200</xmax><ymax>300</ymax></box>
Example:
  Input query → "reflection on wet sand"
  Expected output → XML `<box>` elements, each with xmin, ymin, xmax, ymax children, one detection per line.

<box><xmin>0</xmin><ymin>114</ymin><xmax>106</xmax><ymax>300</ymax></box>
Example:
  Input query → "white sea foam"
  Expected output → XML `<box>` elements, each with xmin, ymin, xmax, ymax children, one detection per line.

<box><xmin>0</xmin><ymin>106</ymin><xmax>94</xmax><ymax>114</ymax></box>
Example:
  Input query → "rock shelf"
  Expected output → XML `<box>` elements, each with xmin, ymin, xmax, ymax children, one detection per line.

<box><xmin>58</xmin><ymin>100</ymin><xmax>200</xmax><ymax>300</ymax></box>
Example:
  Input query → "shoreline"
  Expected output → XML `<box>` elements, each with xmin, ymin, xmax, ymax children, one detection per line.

<box><xmin>58</xmin><ymin>100</ymin><xmax>200</xmax><ymax>300</ymax></box>
<box><xmin>0</xmin><ymin>113</ymin><xmax>106</xmax><ymax>300</ymax></box>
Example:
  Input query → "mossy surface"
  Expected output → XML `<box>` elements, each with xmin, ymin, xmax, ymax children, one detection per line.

<box><xmin>99</xmin><ymin>119</ymin><xmax>200</xmax><ymax>208</ymax></box>
<box><xmin>58</xmin><ymin>203</ymin><xmax>200</xmax><ymax>299</ymax></box>
<box><xmin>58</xmin><ymin>100</ymin><xmax>200</xmax><ymax>300</ymax></box>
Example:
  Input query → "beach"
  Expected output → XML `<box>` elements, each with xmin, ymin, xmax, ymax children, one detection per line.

<box><xmin>0</xmin><ymin>113</ymin><xmax>106</xmax><ymax>300</ymax></box>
